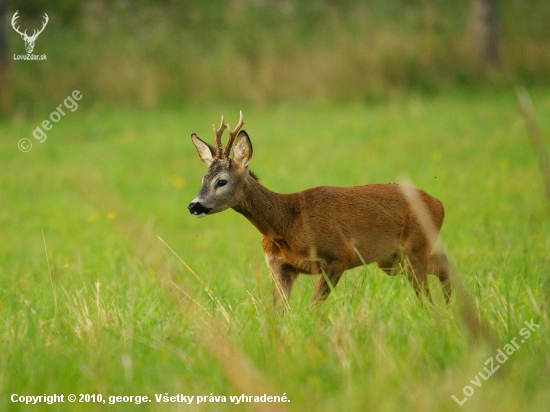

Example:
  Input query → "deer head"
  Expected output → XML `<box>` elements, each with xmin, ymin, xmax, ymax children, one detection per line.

<box><xmin>12</xmin><ymin>11</ymin><xmax>49</xmax><ymax>54</ymax></box>
<box><xmin>188</xmin><ymin>111</ymin><xmax>252</xmax><ymax>217</ymax></box>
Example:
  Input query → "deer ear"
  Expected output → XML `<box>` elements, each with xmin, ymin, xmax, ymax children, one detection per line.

<box><xmin>191</xmin><ymin>133</ymin><xmax>216</xmax><ymax>166</ymax></box>
<box><xmin>232</xmin><ymin>130</ymin><xmax>253</xmax><ymax>168</ymax></box>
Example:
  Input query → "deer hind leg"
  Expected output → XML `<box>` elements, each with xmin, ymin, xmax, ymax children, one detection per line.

<box><xmin>405</xmin><ymin>256</ymin><xmax>431</xmax><ymax>301</ymax></box>
<box><xmin>376</xmin><ymin>248</ymin><xmax>431</xmax><ymax>301</ymax></box>
<box><xmin>428</xmin><ymin>252</ymin><xmax>451</xmax><ymax>302</ymax></box>
<box><xmin>400</xmin><ymin>242</ymin><xmax>432</xmax><ymax>301</ymax></box>
<box><xmin>376</xmin><ymin>253</ymin><xmax>401</xmax><ymax>276</ymax></box>
<box><xmin>267</xmin><ymin>258</ymin><xmax>298</xmax><ymax>313</ymax></box>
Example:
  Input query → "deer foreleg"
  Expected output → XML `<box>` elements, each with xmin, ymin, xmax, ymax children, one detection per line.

<box><xmin>311</xmin><ymin>262</ymin><xmax>347</xmax><ymax>304</ymax></box>
<box><xmin>267</xmin><ymin>257</ymin><xmax>298</xmax><ymax>313</ymax></box>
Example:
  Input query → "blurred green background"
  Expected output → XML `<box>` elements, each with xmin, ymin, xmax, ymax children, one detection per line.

<box><xmin>1</xmin><ymin>0</ymin><xmax>549</xmax><ymax>114</ymax></box>
<box><xmin>1</xmin><ymin>2</ymin><xmax>550</xmax><ymax>412</ymax></box>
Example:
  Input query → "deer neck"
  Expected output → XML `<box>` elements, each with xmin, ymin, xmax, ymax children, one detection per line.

<box><xmin>232</xmin><ymin>176</ymin><xmax>293</xmax><ymax>239</ymax></box>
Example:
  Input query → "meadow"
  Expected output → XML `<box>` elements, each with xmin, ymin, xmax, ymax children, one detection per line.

<box><xmin>0</xmin><ymin>89</ymin><xmax>549</xmax><ymax>411</ymax></box>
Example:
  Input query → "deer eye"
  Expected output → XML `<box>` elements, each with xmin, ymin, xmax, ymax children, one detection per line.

<box><xmin>217</xmin><ymin>179</ymin><xmax>227</xmax><ymax>187</ymax></box>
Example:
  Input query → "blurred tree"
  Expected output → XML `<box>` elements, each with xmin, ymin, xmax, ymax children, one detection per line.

<box><xmin>471</xmin><ymin>0</ymin><xmax>501</xmax><ymax>69</ymax></box>
<box><xmin>0</xmin><ymin>0</ymin><xmax>11</xmax><ymax>117</ymax></box>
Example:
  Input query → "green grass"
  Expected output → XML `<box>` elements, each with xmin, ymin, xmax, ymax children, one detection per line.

<box><xmin>0</xmin><ymin>90</ymin><xmax>549</xmax><ymax>411</ymax></box>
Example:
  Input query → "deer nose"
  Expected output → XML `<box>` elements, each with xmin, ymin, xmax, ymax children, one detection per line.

<box><xmin>187</xmin><ymin>201</ymin><xmax>211</xmax><ymax>217</ymax></box>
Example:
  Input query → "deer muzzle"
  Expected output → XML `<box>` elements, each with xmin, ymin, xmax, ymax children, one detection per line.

<box><xmin>187</xmin><ymin>201</ymin><xmax>211</xmax><ymax>218</ymax></box>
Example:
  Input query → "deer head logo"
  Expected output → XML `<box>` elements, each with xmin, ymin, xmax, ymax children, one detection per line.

<box><xmin>11</xmin><ymin>11</ymin><xmax>49</xmax><ymax>54</ymax></box>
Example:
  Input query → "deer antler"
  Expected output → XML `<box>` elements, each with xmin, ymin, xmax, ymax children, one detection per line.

<box><xmin>11</xmin><ymin>11</ymin><xmax>27</xmax><ymax>37</ymax></box>
<box><xmin>212</xmin><ymin>115</ymin><xmax>227</xmax><ymax>158</ymax></box>
<box><xmin>223</xmin><ymin>110</ymin><xmax>245</xmax><ymax>158</ymax></box>
<box><xmin>11</xmin><ymin>11</ymin><xmax>49</xmax><ymax>40</ymax></box>
<box><xmin>29</xmin><ymin>13</ymin><xmax>49</xmax><ymax>40</ymax></box>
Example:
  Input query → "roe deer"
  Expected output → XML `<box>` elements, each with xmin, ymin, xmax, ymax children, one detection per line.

<box><xmin>188</xmin><ymin>112</ymin><xmax>451</xmax><ymax>310</ymax></box>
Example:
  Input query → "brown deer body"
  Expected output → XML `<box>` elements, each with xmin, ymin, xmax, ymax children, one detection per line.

<box><xmin>188</xmin><ymin>112</ymin><xmax>450</xmax><ymax>309</ymax></box>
